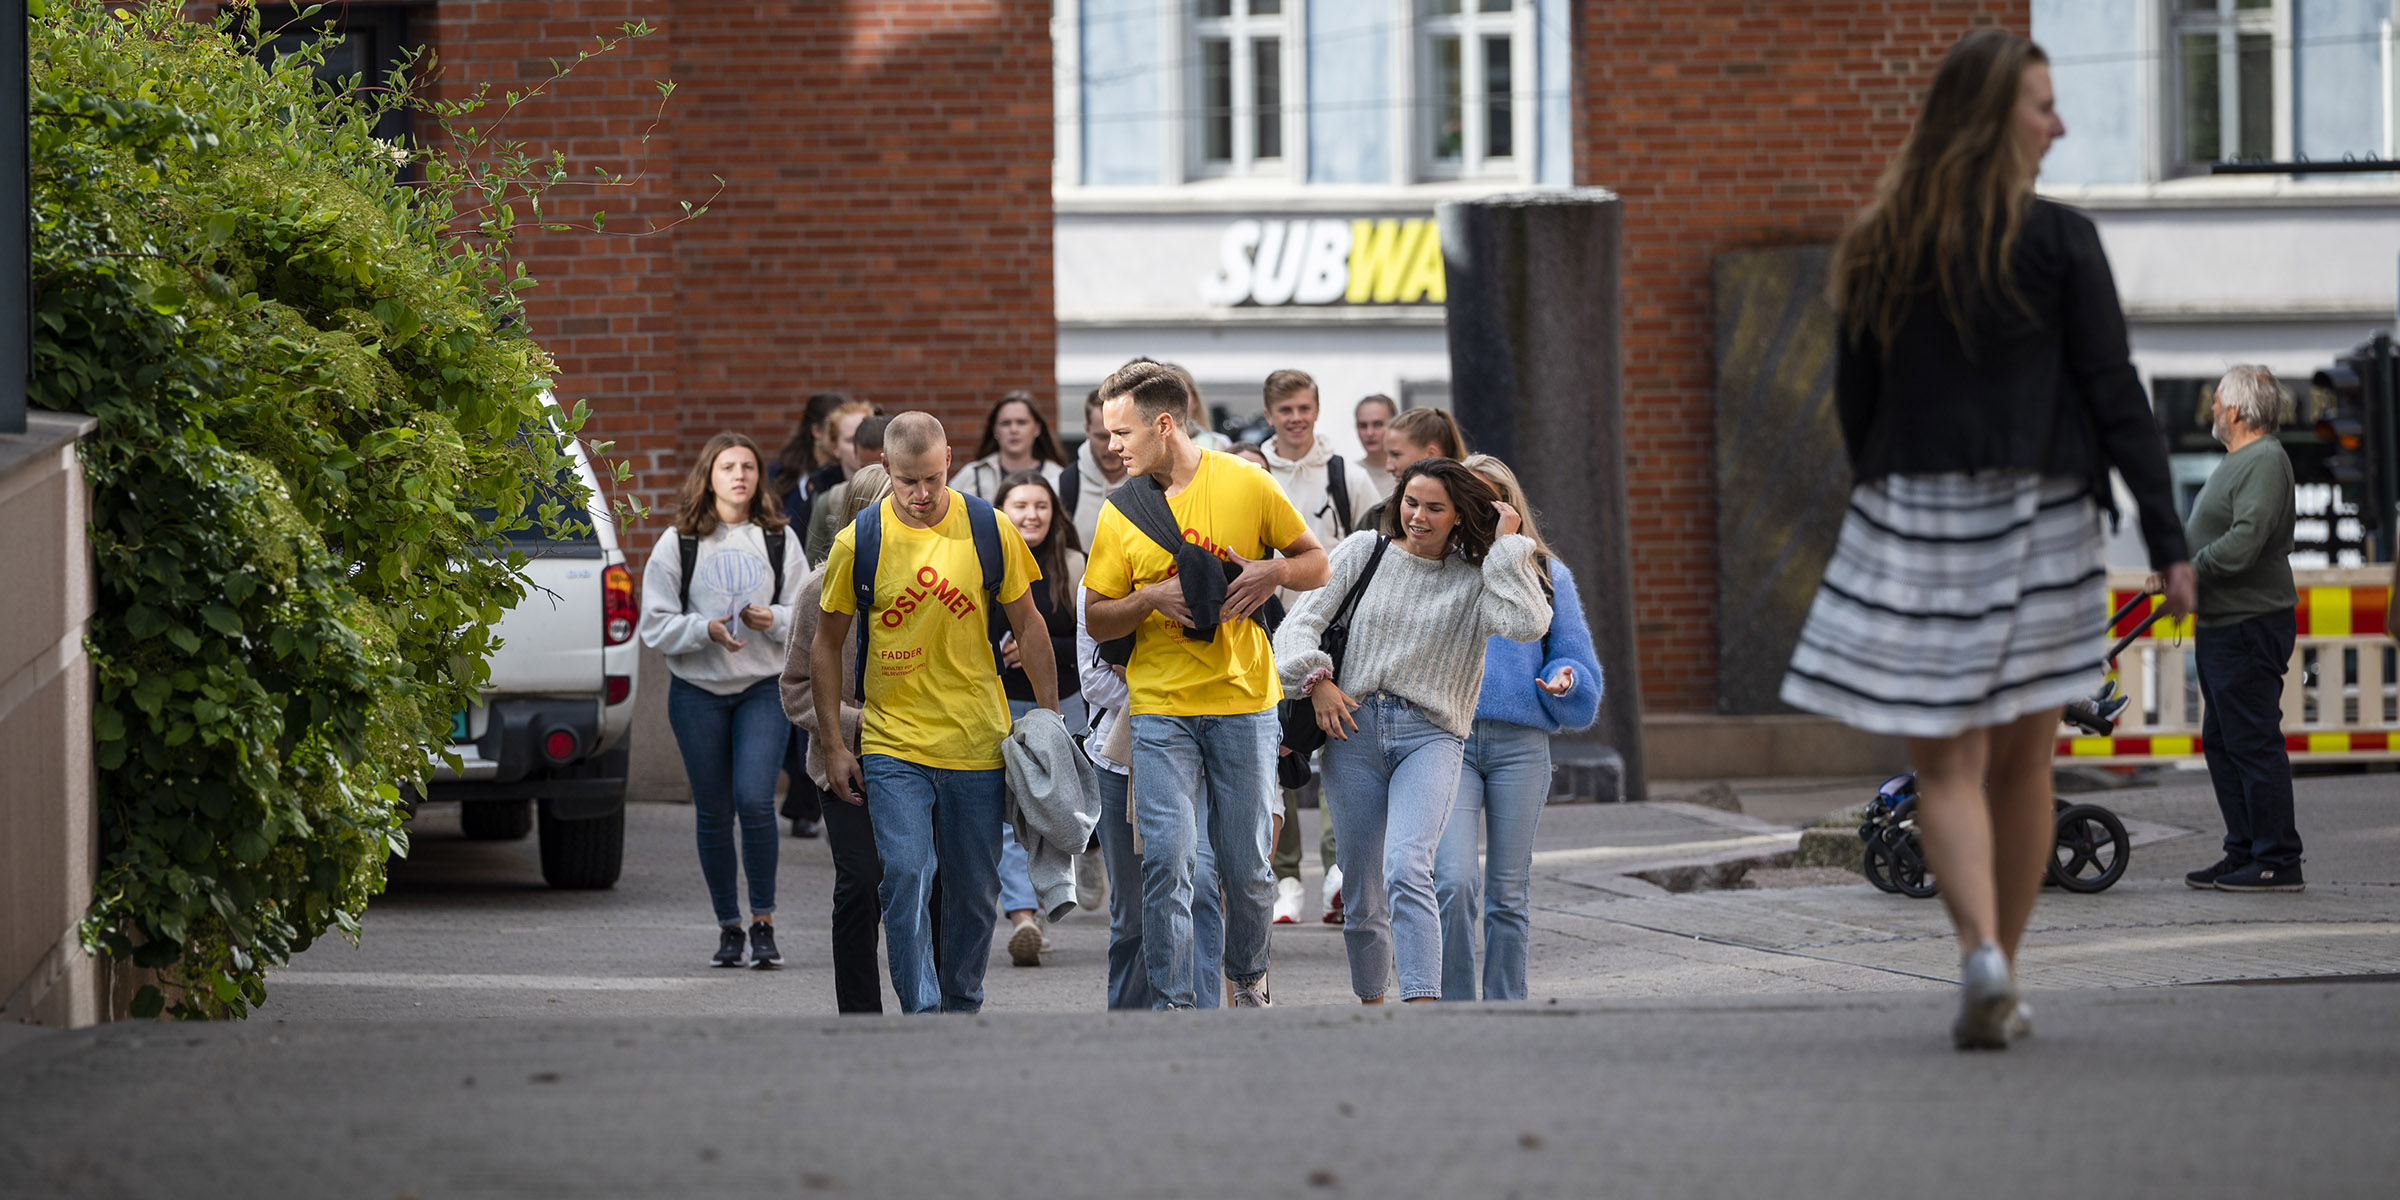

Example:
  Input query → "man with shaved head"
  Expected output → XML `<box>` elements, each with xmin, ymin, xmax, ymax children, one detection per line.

<box><xmin>813</xmin><ymin>411</ymin><xmax>1057</xmax><ymax>1013</ymax></box>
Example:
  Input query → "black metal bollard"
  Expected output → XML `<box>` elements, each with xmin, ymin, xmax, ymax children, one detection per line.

<box><xmin>1437</xmin><ymin>190</ymin><xmax>1646</xmax><ymax>803</ymax></box>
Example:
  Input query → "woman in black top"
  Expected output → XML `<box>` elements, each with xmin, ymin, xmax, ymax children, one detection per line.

<box><xmin>991</xmin><ymin>470</ymin><xmax>1084</xmax><ymax>966</ymax></box>
<box><xmin>1780</xmin><ymin>30</ymin><xmax>2195</xmax><ymax>1051</ymax></box>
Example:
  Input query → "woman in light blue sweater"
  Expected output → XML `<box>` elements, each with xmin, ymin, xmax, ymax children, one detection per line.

<box><xmin>1434</xmin><ymin>456</ymin><xmax>1603</xmax><ymax>1001</ymax></box>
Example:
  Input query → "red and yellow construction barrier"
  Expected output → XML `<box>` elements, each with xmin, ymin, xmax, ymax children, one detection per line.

<box><xmin>2061</xmin><ymin>570</ymin><xmax>2396</xmax><ymax>764</ymax></box>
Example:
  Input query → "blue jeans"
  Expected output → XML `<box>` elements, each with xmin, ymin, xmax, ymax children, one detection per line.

<box><xmin>666</xmin><ymin>676</ymin><xmax>785</xmax><ymax>926</ymax></box>
<box><xmin>1433</xmin><ymin>720</ymin><xmax>1552</xmax><ymax>1001</ymax></box>
<box><xmin>1095</xmin><ymin>767</ymin><xmax>1222</xmax><ymax>1009</ymax></box>
<box><xmin>1321</xmin><ymin>694</ymin><xmax>1467</xmax><ymax>1001</ymax></box>
<box><xmin>860</xmin><ymin>755</ymin><xmax>1006</xmax><ymax>1014</ymax></box>
<box><xmin>2196</xmin><ymin>610</ymin><xmax>2302</xmax><ymax>869</ymax></box>
<box><xmin>1129</xmin><ymin>708</ymin><xmax>1279</xmax><ymax>1009</ymax></box>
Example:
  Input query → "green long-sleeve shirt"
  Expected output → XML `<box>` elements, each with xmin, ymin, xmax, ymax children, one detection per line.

<box><xmin>2183</xmin><ymin>435</ymin><xmax>2297</xmax><ymax>628</ymax></box>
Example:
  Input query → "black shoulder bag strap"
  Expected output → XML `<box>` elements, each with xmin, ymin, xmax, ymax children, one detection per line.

<box><xmin>1059</xmin><ymin>462</ymin><xmax>1080</xmax><ymax>518</ymax></box>
<box><xmin>1326</xmin><ymin>455</ymin><xmax>1351</xmax><ymax>536</ymax></box>
<box><xmin>1319</xmin><ymin>536</ymin><xmax>1390</xmax><ymax>675</ymax></box>
<box><xmin>676</xmin><ymin>531</ymin><xmax>699</xmax><ymax>613</ymax></box>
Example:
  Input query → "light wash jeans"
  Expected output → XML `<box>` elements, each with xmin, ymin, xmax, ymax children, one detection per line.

<box><xmin>1095</xmin><ymin>768</ymin><xmax>1222</xmax><ymax>1009</ymax></box>
<box><xmin>666</xmin><ymin>676</ymin><xmax>784</xmax><ymax>926</ymax></box>
<box><xmin>860</xmin><ymin>755</ymin><xmax>1005</xmax><ymax>1014</ymax></box>
<box><xmin>1432</xmin><ymin>719</ymin><xmax>1552</xmax><ymax>1001</ymax></box>
<box><xmin>1320</xmin><ymin>693</ymin><xmax>1467</xmax><ymax>1001</ymax></box>
<box><xmin>1129</xmin><ymin>708</ymin><xmax>1279</xmax><ymax>1009</ymax></box>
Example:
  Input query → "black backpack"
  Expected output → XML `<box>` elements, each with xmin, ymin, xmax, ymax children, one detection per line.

<box><xmin>678</xmin><ymin>526</ymin><xmax>788</xmax><ymax>614</ymax></box>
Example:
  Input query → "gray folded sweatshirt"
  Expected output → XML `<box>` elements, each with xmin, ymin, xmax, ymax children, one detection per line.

<box><xmin>1274</xmin><ymin>531</ymin><xmax>1551</xmax><ymax>738</ymax></box>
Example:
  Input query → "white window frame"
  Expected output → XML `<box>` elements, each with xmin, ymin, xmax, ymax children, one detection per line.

<box><xmin>1415</xmin><ymin>0</ymin><xmax>1533</xmax><ymax>181</ymax></box>
<box><xmin>2164</xmin><ymin>0</ymin><xmax>2293</xmax><ymax>175</ymax></box>
<box><xmin>1189</xmin><ymin>0</ymin><xmax>1300</xmax><ymax>179</ymax></box>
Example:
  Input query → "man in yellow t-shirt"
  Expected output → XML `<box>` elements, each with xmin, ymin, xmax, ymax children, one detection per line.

<box><xmin>813</xmin><ymin>412</ymin><xmax>1056</xmax><ymax>1015</ymax></box>
<box><xmin>1085</xmin><ymin>361</ymin><xmax>1329</xmax><ymax>1010</ymax></box>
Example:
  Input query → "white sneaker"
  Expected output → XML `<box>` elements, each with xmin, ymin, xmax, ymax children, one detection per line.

<box><xmin>1007</xmin><ymin>920</ymin><xmax>1044</xmax><ymax>968</ymax></box>
<box><xmin>1273</xmin><ymin>877</ymin><xmax>1304</xmax><ymax>924</ymax></box>
<box><xmin>1952</xmin><ymin>942</ymin><xmax>2016</xmax><ymax>1050</ymax></box>
<box><xmin>1231</xmin><ymin>975</ymin><xmax>1271</xmax><ymax>1007</ymax></box>
<box><xmin>1321</xmin><ymin>865</ymin><xmax>1345</xmax><ymax>924</ymax></box>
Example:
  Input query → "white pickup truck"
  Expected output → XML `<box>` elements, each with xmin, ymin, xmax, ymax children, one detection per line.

<box><xmin>425</xmin><ymin>441</ymin><xmax>639</xmax><ymax>888</ymax></box>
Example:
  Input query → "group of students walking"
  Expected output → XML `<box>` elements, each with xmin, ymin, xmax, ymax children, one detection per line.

<box><xmin>631</xmin><ymin>27</ymin><xmax>2328</xmax><ymax>1046</ymax></box>
<box><xmin>638</xmin><ymin>353</ymin><xmax>1605</xmax><ymax>1013</ymax></box>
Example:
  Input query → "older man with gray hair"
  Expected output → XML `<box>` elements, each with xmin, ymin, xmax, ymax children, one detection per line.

<box><xmin>2167</xmin><ymin>364</ymin><xmax>2304</xmax><ymax>893</ymax></box>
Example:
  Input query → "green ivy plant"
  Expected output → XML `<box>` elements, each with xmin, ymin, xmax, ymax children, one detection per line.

<box><xmin>30</xmin><ymin>0</ymin><xmax>695</xmax><ymax>1018</ymax></box>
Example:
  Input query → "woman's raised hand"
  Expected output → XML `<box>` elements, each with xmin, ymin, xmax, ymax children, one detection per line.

<box><xmin>1492</xmin><ymin>500</ymin><xmax>1522</xmax><ymax>537</ymax></box>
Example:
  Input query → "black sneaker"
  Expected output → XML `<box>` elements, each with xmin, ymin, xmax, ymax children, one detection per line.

<box><xmin>789</xmin><ymin>816</ymin><xmax>821</xmax><ymax>839</ymax></box>
<box><xmin>2215</xmin><ymin>862</ymin><xmax>2304</xmax><ymax>893</ymax></box>
<box><xmin>712</xmin><ymin>925</ymin><xmax>748</xmax><ymax>968</ymax></box>
<box><xmin>749</xmin><ymin>920</ymin><xmax>783</xmax><ymax>969</ymax></box>
<box><xmin>2185</xmin><ymin>854</ymin><xmax>2250</xmax><ymax>889</ymax></box>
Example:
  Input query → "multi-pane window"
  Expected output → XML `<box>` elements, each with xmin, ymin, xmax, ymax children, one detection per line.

<box><xmin>1423</xmin><ymin>0</ymin><xmax>1517</xmax><ymax>176</ymax></box>
<box><xmin>2172</xmin><ymin>0</ymin><xmax>2282</xmax><ymax>169</ymax></box>
<box><xmin>1196</xmin><ymin>0</ymin><xmax>1286</xmax><ymax>174</ymax></box>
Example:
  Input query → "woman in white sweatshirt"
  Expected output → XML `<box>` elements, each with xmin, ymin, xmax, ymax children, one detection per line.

<box><xmin>640</xmin><ymin>432</ymin><xmax>809</xmax><ymax>971</ymax></box>
<box><xmin>1275</xmin><ymin>457</ymin><xmax>1551</xmax><ymax>1004</ymax></box>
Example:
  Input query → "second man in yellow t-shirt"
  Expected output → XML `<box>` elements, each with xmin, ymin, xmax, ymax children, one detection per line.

<box><xmin>1084</xmin><ymin>361</ymin><xmax>1329</xmax><ymax>1010</ymax></box>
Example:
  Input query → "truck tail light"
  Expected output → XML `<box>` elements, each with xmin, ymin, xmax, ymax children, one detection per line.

<box><xmin>605</xmin><ymin>675</ymin><xmax>632</xmax><ymax>705</ymax></box>
<box><xmin>603</xmin><ymin>563</ymin><xmax>636</xmax><ymax>645</ymax></box>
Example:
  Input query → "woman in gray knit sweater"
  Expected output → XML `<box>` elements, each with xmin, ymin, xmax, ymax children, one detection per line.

<box><xmin>1276</xmin><ymin>458</ymin><xmax>1552</xmax><ymax>1003</ymax></box>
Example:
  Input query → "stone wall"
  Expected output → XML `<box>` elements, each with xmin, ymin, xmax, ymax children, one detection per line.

<box><xmin>0</xmin><ymin>413</ymin><xmax>104</xmax><ymax>1028</ymax></box>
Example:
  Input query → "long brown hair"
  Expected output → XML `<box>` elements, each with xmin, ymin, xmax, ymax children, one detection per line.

<box><xmin>1388</xmin><ymin>407</ymin><xmax>1468</xmax><ymax>461</ymax></box>
<box><xmin>1381</xmin><ymin>458</ymin><xmax>1504</xmax><ymax>566</ymax></box>
<box><xmin>771</xmin><ymin>391</ymin><xmax>858</xmax><ymax>482</ymax></box>
<box><xmin>1832</xmin><ymin>29</ymin><xmax>2048</xmax><ymax>353</ymax></box>
<box><xmin>675</xmin><ymin>432</ymin><xmax>790</xmax><ymax>539</ymax></box>
<box><xmin>998</xmin><ymin>469</ymin><xmax>1081</xmax><ymax>611</ymax></box>
<box><xmin>972</xmin><ymin>392</ymin><xmax>1069</xmax><ymax>466</ymax></box>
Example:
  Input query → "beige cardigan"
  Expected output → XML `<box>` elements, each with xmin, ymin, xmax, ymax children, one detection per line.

<box><xmin>777</xmin><ymin>564</ymin><xmax>863</xmax><ymax>790</ymax></box>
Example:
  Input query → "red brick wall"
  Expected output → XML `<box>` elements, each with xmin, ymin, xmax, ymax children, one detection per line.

<box><xmin>421</xmin><ymin>1</ymin><xmax>1054</xmax><ymax>563</ymax></box>
<box><xmin>1575</xmin><ymin>0</ymin><xmax>2029</xmax><ymax>712</ymax></box>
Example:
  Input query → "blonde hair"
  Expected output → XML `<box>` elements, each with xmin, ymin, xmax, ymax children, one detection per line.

<box><xmin>1389</xmin><ymin>407</ymin><xmax>1468</xmax><ymax>460</ymax></box>
<box><xmin>1462</xmin><ymin>454</ymin><xmax>1554</xmax><ymax>590</ymax></box>
<box><xmin>839</xmin><ymin>465</ymin><xmax>892</xmax><ymax>526</ymax></box>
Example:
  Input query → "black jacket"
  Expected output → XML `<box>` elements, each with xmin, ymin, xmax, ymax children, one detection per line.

<box><xmin>1837</xmin><ymin>199</ymin><xmax>2188</xmax><ymax>567</ymax></box>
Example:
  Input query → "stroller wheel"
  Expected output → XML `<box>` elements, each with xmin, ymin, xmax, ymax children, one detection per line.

<box><xmin>1862</xmin><ymin>837</ymin><xmax>1901</xmax><ymax>893</ymax></box>
<box><xmin>1886</xmin><ymin>799</ymin><xmax>1939</xmax><ymax>898</ymax></box>
<box><xmin>2048</xmin><ymin>803</ymin><xmax>2131</xmax><ymax>893</ymax></box>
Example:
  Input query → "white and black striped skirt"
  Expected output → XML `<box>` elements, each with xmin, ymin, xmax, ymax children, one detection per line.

<box><xmin>1778</xmin><ymin>473</ymin><xmax>2107</xmax><ymax>739</ymax></box>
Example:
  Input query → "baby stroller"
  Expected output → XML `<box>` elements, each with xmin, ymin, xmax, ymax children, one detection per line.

<box><xmin>1859</xmin><ymin>589</ymin><xmax>2170</xmax><ymax>898</ymax></box>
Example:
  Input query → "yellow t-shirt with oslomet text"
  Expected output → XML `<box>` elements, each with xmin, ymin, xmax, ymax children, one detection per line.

<box><xmin>820</xmin><ymin>491</ymin><xmax>1040</xmax><ymax>770</ymax></box>
<box><xmin>1083</xmin><ymin>451</ymin><xmax>1309</xmax><ymax>716</ymax></box>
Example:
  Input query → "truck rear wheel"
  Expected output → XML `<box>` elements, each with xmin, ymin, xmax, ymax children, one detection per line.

<box><xmin>539</xmin><ymin>803</ymin><xmax>624</xmax><ymax>889</ymax></box>
<box><xmin>460</xmin><ymin>799</ymin><xmax>533</xmax><ymax>841</ymax></box>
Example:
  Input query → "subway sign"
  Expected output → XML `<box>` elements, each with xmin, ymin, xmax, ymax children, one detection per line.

<box><xmin>1197</xmin><ymin>217</ymin><xmax>1448</xmax><ymax>308</ymax></box>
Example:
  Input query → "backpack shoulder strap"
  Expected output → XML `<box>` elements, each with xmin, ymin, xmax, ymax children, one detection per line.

<box><xmin>676</xmin><ymin>530</ymin><xmax>699</xmax><ymax>613</ymax></box>
<box><xmin>851</xmin><ymin>501</ymin><xmax>884</xmax><ymax>699</ymax></box>
<box><xmin>960</xmin><ymin>494</ymin><xmax>1007</xmax><ymax>646</ymax></box>
<box><xmin>765</xmin><ymin>526</ymin><xmax>787</xmax><ymax>602</ymax></box>
<box><xmin>1059</xmin><ymin>463</ymin><xmax>1080</xmax><ymax>517</ymax></box>
<box><xmin>1326</xmin><ymin>455</ymin><xmax>1351</xmax><ymax>536</ymax></box>
<box><xmin>1106</xmin><ymin>475</ymin><xmax>1186</xmax><ymax>557</ymax></box>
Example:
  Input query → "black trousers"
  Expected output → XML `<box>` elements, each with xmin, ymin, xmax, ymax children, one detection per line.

<box><xmin>780</xmin><ymin>727</ymin><xmax>822</xmax><ymax>823</ymax></box>
<box><xmin>2195</xmin><ymin>609</ymin><xmax>2303</xmax><ymax>869</ymax></box>
<box><xmin>820</xmin><ymin>784</ymin><xmax>940</xmax><ymax>1014</ymax></box>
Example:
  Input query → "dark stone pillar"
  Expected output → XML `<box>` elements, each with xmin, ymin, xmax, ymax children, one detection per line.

<box><xmin>1438</xmin><ymin>190</ymin><xmax>1645</xmax><ymax>803</ymax></box>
